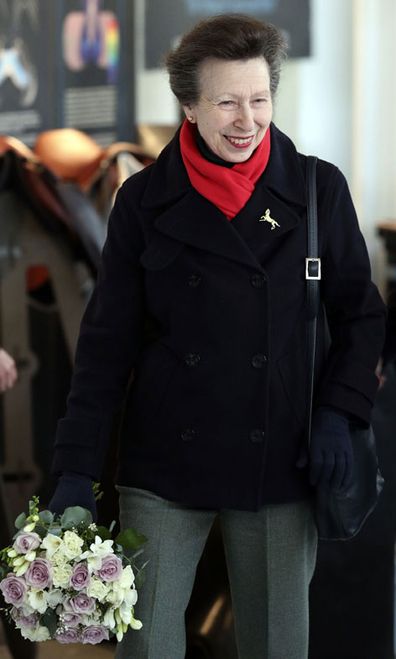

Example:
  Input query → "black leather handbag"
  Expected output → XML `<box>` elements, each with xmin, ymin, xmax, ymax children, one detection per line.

<box><xmin>305</xmin><ymin>156</ymin><xmax>384</xmax><ymax>541</ymax></box>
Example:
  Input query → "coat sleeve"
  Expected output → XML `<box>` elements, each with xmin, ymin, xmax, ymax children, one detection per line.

<box><xmin>315</xmin><ymin>166</ymin><xmax>386</xmax><ymax>425</ymax></box>
<box><xmin>51</xmin><ymin>184</ymin><xmax>145</xmax><ymax>478</ymax></box>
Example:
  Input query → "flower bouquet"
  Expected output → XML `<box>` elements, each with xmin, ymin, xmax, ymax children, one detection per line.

<box><xmin>0</xmin><ymin>496</ymin><xmax>147</xmax><ymax>644</ymax></box>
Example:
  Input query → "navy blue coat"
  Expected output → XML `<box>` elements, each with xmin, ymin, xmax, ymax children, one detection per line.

<box><xmin>52</xmin><ymin>123</ymin><xmax>386</xmax><ymax>510</ymax></box>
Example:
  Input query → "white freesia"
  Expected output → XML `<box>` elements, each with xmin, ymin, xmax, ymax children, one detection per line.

<box><xmin>52</xmin><ymin>563</ymin><xmax>73</xmax><ymax>588</ymax></box>
<box><xmin>41</xmin><ymin>534</ymin><xmax>62</xmax><ymax>558</ymax></box>
<box><xmin>119</xmin><ymin>565</ymin><xmax>135</xmax><ymax>589</ymax></box>
<box><xmin>124</xmin><ymin>587</ymin><xmax>138</xmax><ymax>607</ymax></box>
<box><xmin>27</xmin><ymin>590</ymin><xmax>48</xmax><ymax>615</ymax></box>
<box><xmin>83</xmin><ymin>536</ymin><xmax>114</xmax><ymax>558</ymax></box>
<box><xmin>22</xmin><ymin>523</ymin><xmax>36</xmax><ymax>533</ymax></box>
<box><xmin>21</xmin><ymin>624</ymin><xmax>51</xmax><ymax>642</ymax></box>
<box><xmin>119</xmin><ymin>601</ymin><xmax>133</xmax><ymax>625</ymax></box>
<box><xmin>14</xmin><ymin>562</ymin><xmax>29</xmax><ymax>577</ymax></box>
<box><xmin>130</xmin><ymin>615</ymin><xmax>143</xmax><ymax>630</ymax></box>
<box><xmin>79</xmin><ymin>536</ymin><xmax>114</xmax><ymax>570</ymax></box>
<box><xmin>24</xmin><ymin>551</ymin><xmax>37</xmax><ymax>562</ymax></box>
<box><xmin>61</xmin><ymin>531</ymin><xmax>84</xmax><ymax>560</ymax></box>
<box><xmin>103</xmin><ymin>607</ymin><xmax>116</xmax><ymax>630</ymax></box>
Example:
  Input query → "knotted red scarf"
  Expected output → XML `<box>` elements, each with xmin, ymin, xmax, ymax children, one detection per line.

<box><xmin>179</xmin><ymin>119</ymin><xmax>271</xmax><ymax>220</ymax></box>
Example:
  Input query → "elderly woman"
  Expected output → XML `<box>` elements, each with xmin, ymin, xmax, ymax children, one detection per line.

<box><xmin>49</xmin><ymin>14</ymin><xmax>386</xmax><ymax>659</ymax></box>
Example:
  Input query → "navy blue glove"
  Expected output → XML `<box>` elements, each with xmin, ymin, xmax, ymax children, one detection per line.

<box><xmin>307</xmin><ymin>407</ymin><xmax>354</xmax><ymax>491</ymax></box>
<box><xmin>48</xmin><ymin>472</ymin><xmax>97</xmax><ymax>521</ymax></box>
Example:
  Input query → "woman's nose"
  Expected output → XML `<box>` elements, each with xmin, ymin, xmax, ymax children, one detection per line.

<box><xmin>234</xmin><ymin>104</ymin><xmax>255</xmax><ymax>130</ymax></box>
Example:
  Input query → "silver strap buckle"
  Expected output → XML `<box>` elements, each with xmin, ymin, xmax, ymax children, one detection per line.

<box><xmin>305</xmin><ymin>257</ymin><xmax>321</xmax><ymax>280</ymax></box>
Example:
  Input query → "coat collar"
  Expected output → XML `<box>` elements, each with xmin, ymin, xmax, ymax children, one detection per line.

<box><xmin>140</xmin><ymin>123</ymin><xmax>307</xmax><ymax>271</ymax></box>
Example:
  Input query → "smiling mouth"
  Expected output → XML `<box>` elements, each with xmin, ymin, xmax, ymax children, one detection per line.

<box><xmin>224</xmin><ymin>135</ymin><xmax>255</xmax><ymax>148</ymax></box>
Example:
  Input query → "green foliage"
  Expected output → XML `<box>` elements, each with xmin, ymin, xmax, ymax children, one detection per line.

<box><xmin>96</xmin><ymin>526</ymin><xmax>112</xmax><ymax>541</ymax></box>
<box><xmin>115</xmin><ymin>528</ymin><xmax>148</xmax><ymax>552</ymax></box>
<box><xmin>14</xmin><ymin>513</ymin><xmax>26</xmax><ymax>530</ymax></box>
<box><xmin>39</xmin><ymin>510</ymin><xmax>54</xmax><ymax>525</ymax></box>
<box><xmin>60</xmin><ymin>506</ymin><xmax>93</xmax><ymax>529</ymax></box>
<box><xmin>41</xmin><ymin>608</ymin><xmax>58</xmax><ymax>636</ymax></box>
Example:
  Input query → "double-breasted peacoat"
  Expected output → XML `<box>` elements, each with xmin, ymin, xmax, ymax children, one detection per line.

<box><xmin>52</xmin><ymin>123</ymin><xmax>386</xmax><ymax>511</ymax></box>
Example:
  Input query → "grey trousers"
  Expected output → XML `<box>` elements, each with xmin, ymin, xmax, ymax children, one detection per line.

<box><xmin>115</xmin><ymin>486</ymin><xmax>317</xmax><ymax>659</ymax></box>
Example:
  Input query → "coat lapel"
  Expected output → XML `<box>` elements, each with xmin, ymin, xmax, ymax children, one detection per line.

<box><xmin>154</xmin><ymin>188</ymin><xmax>263</xmax><ymax>271</ymax></box>
<box><xmin>140</xmin><ymin>123</ymin><xmax>306</xmax><ymax>271</ymax></box>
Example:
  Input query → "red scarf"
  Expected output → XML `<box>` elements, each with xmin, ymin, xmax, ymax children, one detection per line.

<box><xmin>179</xmin><ymin>119</ymin><xmax>271</xmax><ymax>220</ymax></box>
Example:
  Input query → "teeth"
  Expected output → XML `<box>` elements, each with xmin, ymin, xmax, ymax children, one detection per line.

<box><xmin>227</xmin><ymin>136</ymin><xmax>253</xmax><ymax>145</ymax></box>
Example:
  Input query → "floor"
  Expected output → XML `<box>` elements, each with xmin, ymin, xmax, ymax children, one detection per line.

<box><xmin>0</xmin><ymin>641</ymin><xmax>114</xmax><ymax>659</ymax></box>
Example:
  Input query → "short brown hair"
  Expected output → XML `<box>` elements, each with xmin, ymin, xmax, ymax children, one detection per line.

<box><xmin>165</xmin><ymin>14</ymin><xmax>287</xmax><ymax>105</ymax></box>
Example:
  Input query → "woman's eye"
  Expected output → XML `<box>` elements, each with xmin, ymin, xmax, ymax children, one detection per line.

<box><xmin>219</xmin><ymin>100</ymin><xmax>236</xmax><ymax>107</ymax></box>
<box><xmin>252</xmin><ymin>98</ymin><xmax>267</xmax><ymax>105</ymax></box>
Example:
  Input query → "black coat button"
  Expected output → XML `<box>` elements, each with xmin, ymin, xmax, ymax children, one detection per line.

<box><xmin>250</xmin><ymin>274</ymin><xmax>266</xmax><ymax>288</ymax></box>
<box><xmin>181</xmin><ymin>428</ymin><xmax>197</xmax><ymax>441</ymax></box>
<box><xmin>188</xmin><ymin>274</ymin><xmax>202</xmax><ymax>287</ymax></box>
<box><xmin>250</xmin><ymin>429</ymin><xmax>265</xmax><ymax>443</ymax></box>
<box><xmin>184</xmin><ymin>352</ymin><xmax>201</xmax><ymax>367</ymax></box>
<box><xmin>251</xmin><ymin>353</ymin><xmax>267</xmax><ymax>368</ymax></box>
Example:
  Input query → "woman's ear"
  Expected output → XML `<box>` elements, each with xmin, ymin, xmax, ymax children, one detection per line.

<box><xmin>182</xmin><ymin>105</ymin><xmax>195</xmax><ymax>123</ymax></box>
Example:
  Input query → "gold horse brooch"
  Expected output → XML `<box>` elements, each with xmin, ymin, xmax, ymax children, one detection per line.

<box><xmin>259</xmin><ymin>209</ymin><xmax>280</xmax><ymax>230</ymax></box>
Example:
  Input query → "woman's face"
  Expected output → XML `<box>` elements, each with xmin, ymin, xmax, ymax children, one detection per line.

<box><xmin>183</xmin><ymin>57</ymin><xmax>273</xmax><ymax>163</ymax></box>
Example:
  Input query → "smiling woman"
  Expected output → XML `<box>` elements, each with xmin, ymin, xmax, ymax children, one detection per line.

<box><xmin>182</xmin><ymin>57</ymin><xmax>273</xmax><ymax>162</ymax></box>
<box><xmin>48</xmin><ymin>13</ymin><xmax>386</xmax><ymax>659</ymax></box>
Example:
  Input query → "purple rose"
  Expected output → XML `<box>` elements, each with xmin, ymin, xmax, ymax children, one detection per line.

<box><xmin>95</xmin><ymin>554</ymin><xmax>122</xmax><ymax>582</ymax></box>
<box><xmin>0</xmin><ymin>575</ymin><xmax>27</xmax><ymax>607</ymax></box>
<box><xmin>60</xmin><ymin>611</ymin><xmax>82</xmax><ymax>628</ymax></box>
<box><xmin>69</xmin><ymin>593</ymin><xmax>95</xmax><ymax>615</ymax></box>
<box><xmin>70</xmin><ymin>562</ymin><xmax>90</xmax><ymax>591</ymax></box>
<box><xmin>25</xmin><ymin>558</ymin><xmax>52</xmax><ymax>589</ymax></box>
<box><xmin>81</xmin><ymin>625</ymin><xmax>109</xmax><ymax>645</ymax></box>
<box><xmin>55</xmin><ymin>627</ymin><xmax>80</xmax><ymax>644</ymax></box>
<box><xmin>11</xmin><ymin>607</ymin><xmax>38</xmax><ymax>629</ymax></box>
<box><xmin>13</xmin><ymin>532</ymin><xmax>41</xmax><ymax>555</ymax></box>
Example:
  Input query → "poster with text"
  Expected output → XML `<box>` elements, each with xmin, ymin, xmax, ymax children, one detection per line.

<box><xmin>59</xmin><ymin>0</ymin><xmax>122</xmax><ymax>145</ymax></box>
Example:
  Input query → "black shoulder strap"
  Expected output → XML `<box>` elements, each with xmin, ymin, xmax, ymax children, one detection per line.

<box><xmin>306</xmin><ymin>156</ymin><xmax>319</xmax><ymax>445</ymax></box>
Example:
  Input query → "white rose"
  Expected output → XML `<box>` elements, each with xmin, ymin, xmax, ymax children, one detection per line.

<box><xmin>27</xmin><ymin>590</ymin><xmax>48</xmax><ymax>614</ymax></box>
<box><xmin>41</xmin><ymin>534</ymin><xmax>62</xmax><ymax>558</ymax></box>
<box><xmin>21</xmin><ymin>624</ymin><xmax>51</xmax><ymax>642</ymax></box>
<box><xmin>61</xmin><ymin>531</ymin><xmax>84</xmax><ymax>560</ymax></box>
<box><xmin>86</xmin><ymin>577</ymin><xmax>109</xmax><ymax>602</ymax></box>
<box><xmin>52</xmin><ymin>563</ymin><xmax>73</xmax><ymax>588</ymax></box>
<box><xmin>52</xmin><ymin>550</ymin><xmax>68</xmax><ymax>567</ymax></box>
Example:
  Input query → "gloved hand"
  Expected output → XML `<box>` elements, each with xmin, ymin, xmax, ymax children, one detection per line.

<box><xmin>48</xmin><ymin>472</ymin><xmax>97</xmax><ymax>521</ymax></box>
<box><xmin>307</xmin><ymin>407</ymin><xmax>354</xmax><ymax>491</ymax></box>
